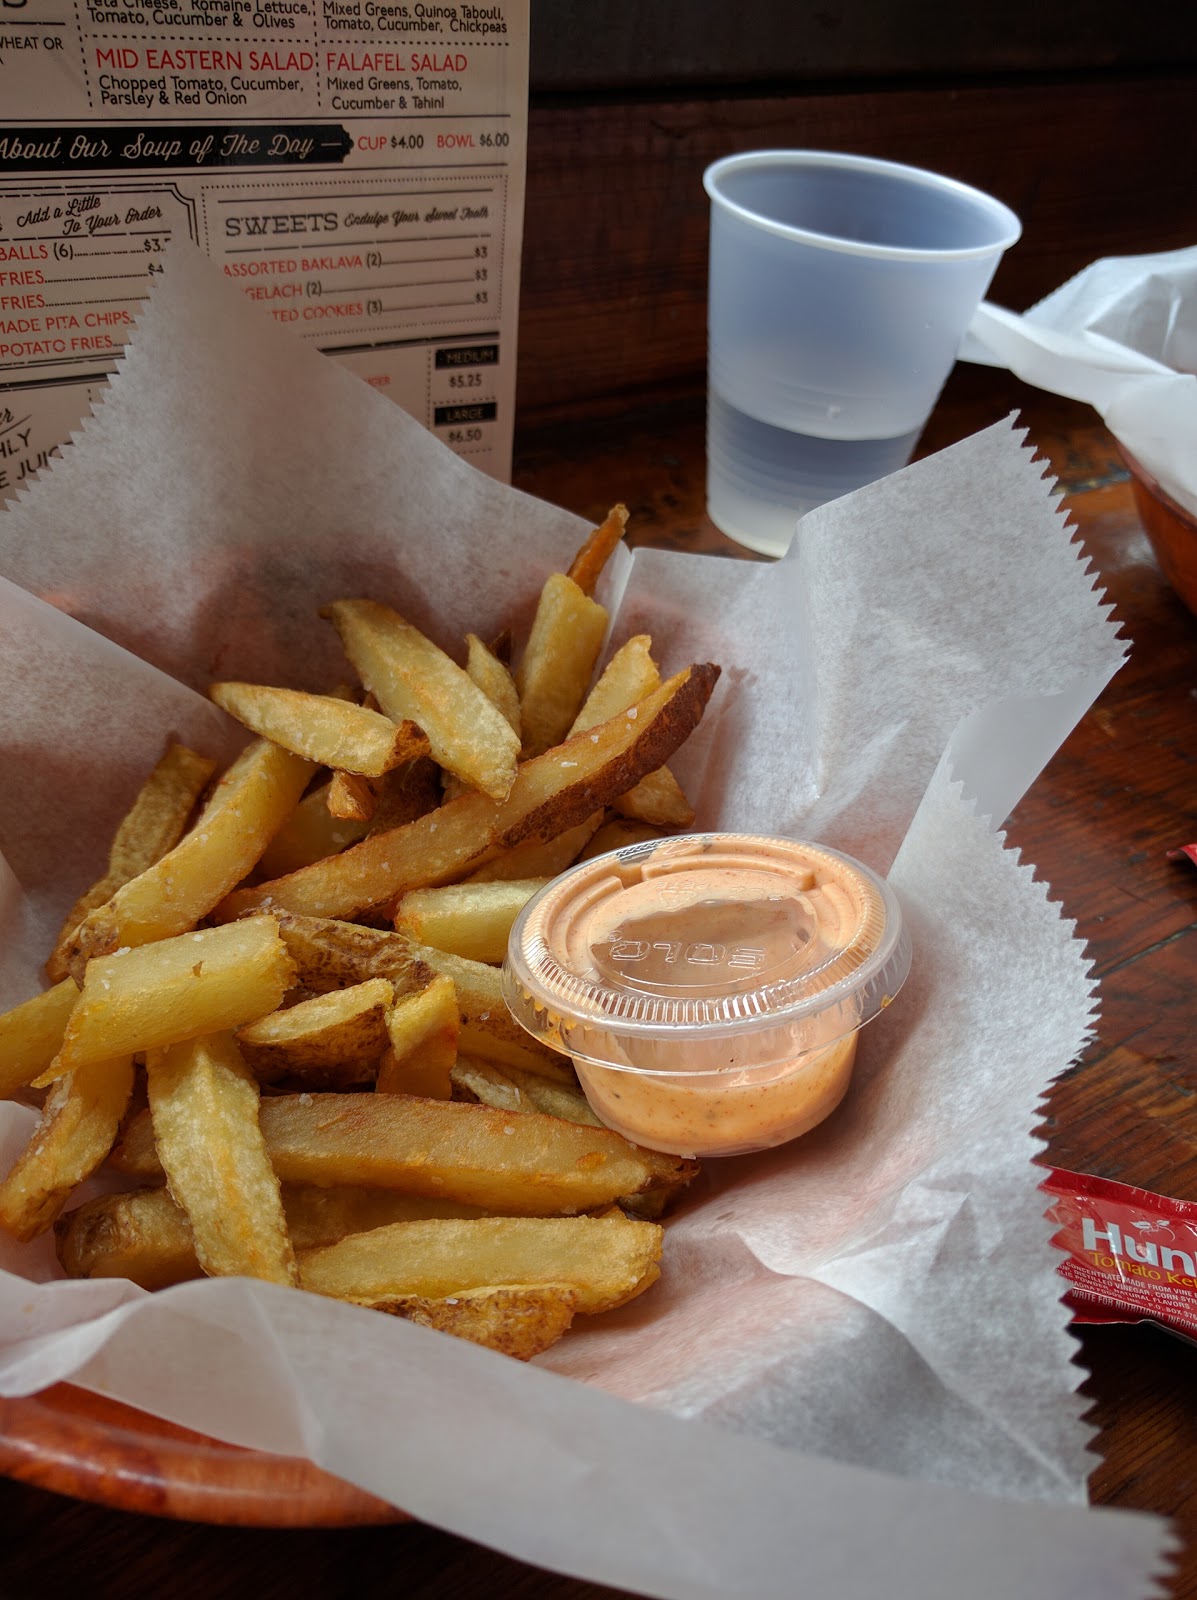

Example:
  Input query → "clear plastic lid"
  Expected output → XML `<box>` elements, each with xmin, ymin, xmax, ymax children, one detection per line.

<box><xmin>503</xmin><ymin>833</ymin><xmax>910</xmax><ymax>1076</ymax></box>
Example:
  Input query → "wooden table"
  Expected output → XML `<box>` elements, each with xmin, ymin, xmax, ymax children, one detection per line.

<box><xmin>1</xmin><ymin>367</ymin><xmax>1194</xmax><ymax>1599</ymax></box>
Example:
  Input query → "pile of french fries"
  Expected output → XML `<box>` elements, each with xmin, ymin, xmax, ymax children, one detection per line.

<box><xmin>0</xmin><ymin>509</ymin><xmax>721</xmax><ymax>1361</ymax></box>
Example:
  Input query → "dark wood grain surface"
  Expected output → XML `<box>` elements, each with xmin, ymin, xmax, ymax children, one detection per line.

<box><xmin>2</xmin><ymin>365</ymin><xmax>1195</xmax><ymax>1597</ymax></box>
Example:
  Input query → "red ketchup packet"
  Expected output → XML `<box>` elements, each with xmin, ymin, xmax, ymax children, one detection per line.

<box><xmin>1042</xmin><ymin>1167</ymin><xmax>1197</xmax><ymax>1341</ymax></box>
<box><xmin>1166</xmin><ymin>844</ymin><xmax>1197</xmax><ymax>868</ymax></box>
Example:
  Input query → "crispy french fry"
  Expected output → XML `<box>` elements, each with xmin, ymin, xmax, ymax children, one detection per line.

<box><xmin>465</xmin><ymin>813</ymin><xmax>603</xmax><ymax>882</ymax></box>
<box><xmin>376</xmin><ymin>973</ymin><xmax>458</xmax><ymax>1098</ymax></box>
<box><xmin>327</xmin><ymin>770</ymin><xmax>378</xmax><ymax>822</ymax></box>
<box><xmin>367</xmin><ymin>757</ymin><xmax>442</xmax><ymax>836</ymax></box>
<box><xmin>566</xmin><ymin>504</ymin><xmax>629</xmax><ymax>597</ymax></box>
<box><xmin>111</xmin><ymin>1093</ymin><xmax>698</xmax><ymax>1216</ymax></box>
<box><xmin>571</xmin><ymin>635</ymin><xmax>694</xmax><ymax>828</ymax></box>
<box><xmin>274</xmin><ymin>914</ymin><xmax>432</xmax><ymax>996</ymax></box>
<box><xmin>0</xmin><ymin>979</ymin><xmax>80</xmax><ymax>1099</ymax></box>
<box><xmin>408</xmin><ymin>943</ymin><xmax>573</xmax><ymax>1081</ymax></box>
<box><xmin>54</xmin><ymin>1181</ymin><xmax>491</xmax><ymax>1288</ymax></box>
<box><xmin>325</xmin><ymin>599</ymin><xmax>520</xmax><ymax>801</ymax></box>
<box><xmin>47</xmin><ymin>745</ymin><xmax>216</xmax><ymax>983</ymax></box>
<box><xmin>68</xmin><ymin>739</ymin><xmax>314</xmax><ymax>972</ymax></box>
<box><xmin>393</xmin><ymin>878</ymin><xmax>548</xmax><ymax>964</ymax></box>
<box><xmin>218</xmin><ymin>664</ymin><xmax>719</xmax><ymax>922</ymax></box>
<box><xmin>146</xmin><ymin>1030</ymin><xmax>296</xmax><ymax>1285</ymax></box>
<box><xmin>210</xmin><ymin>683</ymin><xmax>429</xmax><ymax>777</ymax></box>
<box><xmin>464</xmin><ymin>633</ymin><xmax>521</xmax><ymax>737</ymax></box>
<box><xmin>236</xmin><ymin>977</ymin><xmax>394</xmax><ymax>1085</ymax></box>
<box><xmin>361</xmin><ymin>1284</ymin><xmax>577</xmax><ymax>1360</ymax></box>
<box><xmin>41</xmin><ymin>915</ymin><xmax>295</xmax><ymax>1084</ymax></box>
<box><xmin>55</xmin><ymin>1186</ymin><xmax>201</xmax><ymax>1290</ymax></box>
<box><xmin>0</xmin><ymin>1053</ymin><xmax>135</xmax><ymax>1240</ymax></box>
<box><xmin>257</xmin><ymin>781</ymin><xmax>371</xmax><ymax>878</ymax></box>
<box><xmin>516</xmin><ymin>573</ymin><xmax>608</xmax><ymax>759</ymax></box>
<box><xmin>454</xmin><ymin>1056</ymin><xmax>602</xmax><ymax>1127</ymax></box>
<box><xmin>450</xmin><ymin>1055</ymin><xmax>525</xmax><ymax>1113</ymax></box>
<box><xmin>298</xmin><ymin>1211</ymin><xmax>662</xmax><ymax>1316</ymax></box>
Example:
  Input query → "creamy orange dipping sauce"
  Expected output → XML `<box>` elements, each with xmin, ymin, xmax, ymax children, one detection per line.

<box><xmin>503</xmin><ymin>834</ymin><xmax>908</xmax><ymax>1159</ymax></box>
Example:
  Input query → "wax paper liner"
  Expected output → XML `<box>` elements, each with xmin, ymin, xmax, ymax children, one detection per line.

<box><xmin>0</xmin><ymin>243</ymin><xmax>1173</xmax><ymax>1597</ymax></box>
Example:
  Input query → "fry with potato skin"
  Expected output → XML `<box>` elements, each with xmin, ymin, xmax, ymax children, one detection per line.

<box><xmin>42</xmin><ymin>915</ymin><xmax>296</xmax><ymax>1084</ymax></box>
<box><xmin>209</xmin><ymin>682</ymin><xmax>428</xmax><ymax>777</ymax></box>
<box><xmin>47</xmin><ymin>744</ymin><xmax>216</xmax><ymax>983</ymax></box>
<box><xmin>325</xmin><ymin>599</ymin><xmax>521</xmax><ymax>801</ymax></box>
<box><xmin>67</xmin><ymin>739</ymin><xmax>314</xmax><ymax>972</ymax></box>
<box><xmin>0</xmin><ymin>1053</ymin><xmax>135</xmax><ymax>1240</ymax></box>
<box><xmin>146</xmin><ymin>1031</ymin><xmax>297</xmax><ymax>1286</ymax></box>
<box><xmin>54</xmin><ymin>1182</ymin><xmax>492</xmax><ymax>1289</ymax></box>
<box><xmin>217</xmin><ymin>664</ymin><xmax>719</xmax><ymax>923</ymax></box>
<box><xmin>111</xmin><ymin>1093</ymin><xmax>698</xmax><ymax>1216</ymax></box>
<box><xmin>236</xmin><ymin>977</ymin><xmax>394</xmax><ymax>1085</ymax></box>
<box><xmin>274</xmin><ymin>914</ymin><xmax>432</xmax><ymax>997</ymax></box>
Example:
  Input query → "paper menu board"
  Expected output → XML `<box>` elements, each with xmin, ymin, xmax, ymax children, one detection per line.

<box><xmin>0</xmin><ymin>0</ymin><xmax>528</xmax><ymax>496</ymax></box>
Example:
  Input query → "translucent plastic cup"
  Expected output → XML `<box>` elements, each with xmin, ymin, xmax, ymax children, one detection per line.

<box><xmin>704</xmin><ymin>150</ymin><xmax>1022</xmax><ymax>556</ymax></box>
<box><xmin>503</xmin><ymin>833</ymin><xmax>911</xmax><ymax>1159</ymax></box>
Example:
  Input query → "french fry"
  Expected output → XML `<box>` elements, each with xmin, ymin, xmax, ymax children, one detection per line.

<box><xmin>146</xmin><ymin>1030</ymin><xmax>296</xmax><ymax>1285</ymax></box>
<box><xmin>41</xmin><ymin>915</ymin><xmax>295</xmax><ymax>1084</ymax></box>
<box><xmin>274</xmin><ymin>914</ymin><xmax>432</xmax><ymax>996</ymax></box>
<box><xmin>324</xmin><ymin>599</ymin><xmax>521</xmax><ymax>801</ymax></box>
<box><xmin>47</xmin><ymin>744</ymin><xmax>216</xmax><ymax>983</ymax></box>
<box><xmin>465</xmin><ymin>813</ymin><xmax>603</xmax><ymax>882</ymax></box>
<box><xmin>376</xmin><ymin>973</ymin><xmax>458</xmax><ymax>1098</ymax></box>
<box><xmin>55</xmin><ymin>1182</ymin><xmax>492</xmax><ymax>1289</ymax></box>
<box><xmin>326</xmin><ymin>770</ymin><xmax>378</xmax><ymax>823</ymax></box>
<box><xmin>464</xmin><ymin>633</ymin><xmax>521</xmax><ymax>737</ymax></box>
<box><xmin>257</xmin><ymin>781</ymin><xmax>371</xmax><ymax>878</ymax></box>
<box><xmin>111</xmin><ymin>1093</ymin><xmax>698</xmax><ymax>1216</ymax></box>
<box><xmin>0</xmin><ymin>1053</ymin><xmax>135</xmax><ymax>1240</ymax></box>
<box><xmin>515</xmin><ymin>573</ymin><xmax>608</xmax><ymax>759</ymax></box>
<box><xmin>393</xmin><ymin>878</ymin><xmax>548</xmax><ymax>964</ymax></box>
<box><xmin>236</xmin><ymin>977</ymin><xmax>394</xmax><ymax>1085</ymax></box>
<box><xmin>67</xmin><ymin>739</ymin><xmax>314</xmax><ymax>972</ymax></box>
<box><xmin>409</xmin><ymin>943</ymin><xmax>573</xmax><ymax>1081</ymax></box>
<box><xmin>453</xmin><ymin>1056</ymin><xmax>602</xmax><ymax>1128</ymax></box>
<box><xmin>209</xmin><ymin>683</ymin><xmax>429</xmax><ymax>777</ymax></box>
<box><xmin>367</xmin><ymin>757</ymin><xmax>442</xmax><ymax>836</ymax></box>
<box><xmin>55</xmin><ymin>1186</ymin><xmax>201</xmax><ymax>1290</ymax></box>
<box><xmin>298</xmin><ymin>1211</ymin><xmax>662</xmax><ymax>1316</ymax></box>
<box><xmin>566</xmin><ymin>504</ymin><xmax>629</xmax><ymax>597</ymax></box>
<box><xmin>570</xmin><ymin>635</ymin><xmax>694</xmax><ymax>828</ymax></box>
<box><xmin>0</xmin><ymin>978</ymin><xmax>79</xmax><ymax>1099</ymax></box>
<box><xmin>283</xmin><ymin>1181</ymin><xmax>489</xmax><ymax>1245</ymax></box>
<box><xmin>361</xmin><ymin>1285</ymin><xmax>577</xmax><ymax>1360</ymax></box>
<box><xmin>218</xmin><ymin>664</ymin><xmax>719</xmax><ymax>923</ymax></box>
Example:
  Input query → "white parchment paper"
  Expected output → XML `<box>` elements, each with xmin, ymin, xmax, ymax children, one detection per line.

<box><xmin>964</xmin><ymin>244</ymin><xmax>1197</xmax><ymax>517</ymax></box>
<box><xmin>0</xmin><ymin>243</ymin><xmax>1173</xmax><ymax>1597</ymax></box>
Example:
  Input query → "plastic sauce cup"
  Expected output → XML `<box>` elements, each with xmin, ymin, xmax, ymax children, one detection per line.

<box><xmin>503</xmin><ymin>833</ymin><xmax>911</xmax><ymax>1159</ymax></box>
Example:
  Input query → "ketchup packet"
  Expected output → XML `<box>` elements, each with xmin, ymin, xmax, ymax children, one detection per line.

<box><xmin>1043</xmin><ymin>1167</ymin><xmax>1197</xmax><ymax>1340</ymax></box>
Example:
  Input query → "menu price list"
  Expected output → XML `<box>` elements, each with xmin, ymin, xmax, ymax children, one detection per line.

<box><xmin>0</xmin><ymin>0</ymin><xmax>527</xmax><ymax>491</ymax></box>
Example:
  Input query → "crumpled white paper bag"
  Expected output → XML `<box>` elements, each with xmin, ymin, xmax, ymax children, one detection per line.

<box><xmin>964</xmin><ymin>244</ymin><xmax>1197</xmax><ymax>518</ymax></box>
